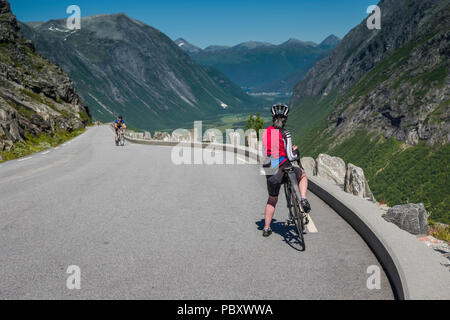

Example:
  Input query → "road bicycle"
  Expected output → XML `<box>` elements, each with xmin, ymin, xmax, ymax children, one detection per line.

<box><xmin>283</xmin><ymin>160</ymin><xmax>309</xmax><ymax>251</ymax></box>
<box><xmin>116</xmin><ymin>129</ymin><xmax>125</xmax><ymax>146</ymax></box>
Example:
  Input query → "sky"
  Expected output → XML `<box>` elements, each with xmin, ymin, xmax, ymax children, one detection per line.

<box><xmin>10</xmin><ymin>0</ymin><xmax>376</xmax><ymax>48</ymax></box>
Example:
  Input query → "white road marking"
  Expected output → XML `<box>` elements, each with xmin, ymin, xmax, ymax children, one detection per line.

<box><xmin>18</xmin><ymin>157</ymin><xmax>33</xmax><ymax>162</ymax></box>
<box><xmin>237</xmin><ymin>157</ymin><xmax>249</xmax><ymax>164</ymax></box>
<box><xmin>307</xmin><ymin>215</ymin><xmax>318</xmax><ymax>233</ymax></box>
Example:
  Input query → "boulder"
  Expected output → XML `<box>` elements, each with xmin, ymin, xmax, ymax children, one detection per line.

<box><xmin>246</xmin><ymin>130</ymin><xmax>258</xmax><ymax>150</ymax></box>
<box><xmin>127</xmin><ymin>132</ymin><xmax>144</xmax><ymax>139</ymax></box>
<box><xmin>316</xmin><ymin>154</ymin><xmax>346</xmax><ymax>185</ymax></box>
<box><xmin>143</xmin><ymin>131</ymin><xmax>151</xmax><ymax>140</ymax></box>
<box><xmin>227</xmin><ymin>131</ymin><xmax>243</xmax><ymax>146</ymax></box>
<box><xmin>383</xmin><ymin>203</ymin><xmax>429</xmax><ymax>235</ymax></box>
<box><xmin>344</xmin><ymin>163</ymin><xmax>376</xmax><ymax>201</ymax></box>
<box><xmin>172</xmin><ymin>131</ymin><xmax>191</xmax><ymax>142</ymax></box>
<box><xmin>300</xmin><ymin>157</ymin><xmax>316</xmax><ymax>175</ymax></box>
<box><xmin>153</xmin><ymin>131</ymin><xmax>171</xmax><ymax>141</ymax></box>
<box><xmin>204</xmin><ymin>130</ymin><xmax>220</xmax><ymax>143</ymax></box>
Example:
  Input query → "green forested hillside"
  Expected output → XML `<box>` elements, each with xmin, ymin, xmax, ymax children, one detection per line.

<box><xmin>297</xmin><ymin>131</ymin><xmax>449</xmax><ymax>224</ymax></box>
<box><xmin>289</xmin><ymin>0</ymin><xmax>449</xmax><ymax>223</ymax></box>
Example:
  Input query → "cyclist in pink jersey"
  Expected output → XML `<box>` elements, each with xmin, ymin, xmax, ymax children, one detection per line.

<box><xmin>261</xmin><ymin>104</ymin><xmax>311</xmax><ymax>237</ymax></box>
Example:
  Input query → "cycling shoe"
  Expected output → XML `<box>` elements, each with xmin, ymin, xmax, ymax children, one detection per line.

<box><xmin>300</xmin><ymin>199</ymin><xmax>311</xmax><ymax>213</ymax></box>
<box><xmin>263</xmin><ymin>228</ymin><xmax>273</xmax><ymax>237</ymax></box>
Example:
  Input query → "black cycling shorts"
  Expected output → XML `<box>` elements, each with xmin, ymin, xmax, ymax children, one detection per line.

<box><xmin>266</xmin><ymin>162</ymin><xmax>304</xmax><ymax>197</ymax></box>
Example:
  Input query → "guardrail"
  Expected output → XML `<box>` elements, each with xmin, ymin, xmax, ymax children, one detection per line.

<box><xmin>124</xmin><ymin>134</ymin><xmax>261</xmax><ymax>163</ymax></box>
<box><xmin>123</xmin><ymin>130</ymin><xmax>450</xmax><ymax>300</ymax></box>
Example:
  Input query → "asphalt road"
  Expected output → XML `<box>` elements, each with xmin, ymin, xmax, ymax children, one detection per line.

<box><xmin>0</xmin><ymin>126</ymin><xmax>394</xmax><ymax>299</ymax></box>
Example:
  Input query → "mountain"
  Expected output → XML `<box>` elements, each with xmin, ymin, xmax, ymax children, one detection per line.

<box><xmin>174</xmin><ymin>38</ymin><xmax>201</xmax><ymax>54</ymax></box>
<box><xmin>21</xmin><ymin>14</ymin><xmax>258</xmax><ymax>131</ymax></box>
<box><xmin>204</xmin><ymin>45</ymin><xmax>231</xmax><ymax>52</ymax></box>
<box><xmin>232</xmin><ymin>41</ymin><xmax>274</xmax><ymax>50</ymax></box>
<box><xmin>0</xmin><ymin>0</ymin><xmax>89</xmax><ymax>158</ymax></box>
<box><xmin>318</xmin><ymin>35</ymin><xmax>341</xmax><ymax>50</ymax></box>
<box><xmin>289</xmin><ymin>0</ymin><xmax>449</xmax><ymax>223</ymax></box>
<box><xmin>185</xmin><ymin>36</ymin><xmax>339</xmax><ymax>93</ymax></box>
<box><xmin>281</xmin><ymin>38</ymin><xmax>317</xmax><ymax>47</ymax></box>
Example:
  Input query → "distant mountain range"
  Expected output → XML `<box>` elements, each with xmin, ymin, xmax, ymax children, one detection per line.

<box><xmin>21</xmin><ymin>14</ymin><xmax>259</xmax><ymax>131</ymax></box>
<box><xmin>288</xmin><ymin>0</ymin><xmax>449</xmax><ymax>223</ymax></box>
<box><xmin>175</xmin><ymin>36</ymin><xmax>341</xmax><ymax>94</ymax></box>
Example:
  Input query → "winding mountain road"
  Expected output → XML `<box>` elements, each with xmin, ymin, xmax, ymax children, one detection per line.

<box><xmin>0</xmin><ymin>126</ymin><xmax>394</xmax><ymax>299</ymax></box>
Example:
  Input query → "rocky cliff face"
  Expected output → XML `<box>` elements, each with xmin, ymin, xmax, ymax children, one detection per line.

<box><xmin>288</xmin><ymin>0</ymin><xmax>449</xmax><ymax>224</ymax></box>
<box><xmin>291</xmin><ymin>0</ymin><xmax>449</xmax><ymax>147</ymax></box>
<box><xmin>0</xmin><ymin>0</ymin><xmax>89</xmax><ymax>153</ymax></box>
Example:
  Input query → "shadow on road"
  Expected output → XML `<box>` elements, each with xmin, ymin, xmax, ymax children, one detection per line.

<box><xmin>256</xmin><ymin>219</ymin><xmax>305</xmax><ymax>252</ymax></box>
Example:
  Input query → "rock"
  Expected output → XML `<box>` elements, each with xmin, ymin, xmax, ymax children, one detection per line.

<box><xmin>246</xmin><ymin>130</ymin><xmax>258</xmax><ymax>150</ymax></box>
<box><xmin>143</xmin><ymin>131</ymin><xmax>151</xmax><ymax>140</ymax></box>
<box><xmin>0</xmin><ymin>0</ymin><xmax>20</xmax><ymax>43</ymax></box>
<box><xmin>127</xmin><ymin>131</ymin><xmax>143</xmax><ymax>139</ymax></box>
<box><xmin>0</xmin><ymin>0</ymin><xmax>89</xmax><ymax>153</ymax></box>
<box><xmin>290</xmin><ymin>0</ymin><xmax>450</xmax><ymax>148</ymax></box>
<box><xmin>316</xmin><ymin>154</ymin><xmax>346</xmax><ymax>185</ymax></box>
<box><xmin>204</xmin><ymin>130</ymin><xmax>220</xmax><ymax>143</ymax></box>
<box><xmin>383</xmin><ymin>203</ymin><xmax>429</xmax><ymax>235</ymax></box>
<box><xmin>300</xmin><ymin>157</ymin><xmax>316</xmax><ymax>175</ymax></box>
<box><xmin>227</xmin><ymin>131</ymin><xmax>242</xmax><ymax>146</ymax></box>
<box><xmin>344</xmin><ymin>163</ymin><xmax>376</xmax><ymax>201</ymax></box>
<box><xmin>172</xmin><ymin>130</ymin><xmax>191</xmax><ymax>142</ymax></box>
<box><xmin>0</xmin><ymin>108</ymin><xmax>8</xmax><ymax>121</ymax></box>
<box><xmin>417</xmin><ymin>235</ymin><xmax>450</xmax><ymax>264</ymax></box>
<box><xmin>153</xmin><ymin>131</ymin><xmax>171</xmax><ymax>141</ymax></box>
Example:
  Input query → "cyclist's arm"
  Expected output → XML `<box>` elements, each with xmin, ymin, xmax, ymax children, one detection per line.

<box><xmin>284</xmin><ymin>130</ymin><xmax>299</xmax><ymax>162</ymax></box>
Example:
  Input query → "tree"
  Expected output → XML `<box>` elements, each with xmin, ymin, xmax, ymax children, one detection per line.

<box><xmin>245</xmin><ymin>113</ymin><xmax>264</xmax><ymax>135</ymax></box>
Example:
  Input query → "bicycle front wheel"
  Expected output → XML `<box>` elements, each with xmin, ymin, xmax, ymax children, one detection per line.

<box><xmin>287</xmin><ymin>172</ymin><xmax>306</xmax><ymax>250</ymax></box>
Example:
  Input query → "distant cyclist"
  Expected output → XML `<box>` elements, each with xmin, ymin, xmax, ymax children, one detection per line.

<box><xmin>261</xmin><ymin>104</ymin><xmax>311</xmax><ymax>237</ymax></box>
<box><xmin>114</xmin><ymin>115</ymin><xmax>127</xmax><ymax>144</ymax></box>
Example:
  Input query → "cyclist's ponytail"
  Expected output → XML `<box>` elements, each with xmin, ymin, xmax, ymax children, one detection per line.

<box><xmin>273</xmin><ymin>117</ymin><xmax>286</xmax><ymax>129</ymax></box>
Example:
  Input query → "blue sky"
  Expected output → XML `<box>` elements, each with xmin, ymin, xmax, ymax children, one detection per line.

<box><xmin>10</xmin><ymin>0</ymin><xmax>376</xmax><ymax>48</ymax></box>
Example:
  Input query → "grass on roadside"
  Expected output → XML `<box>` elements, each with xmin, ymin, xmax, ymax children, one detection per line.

<box><xmin>0</xmin><ymin>128</ymin><xmax>86</xmax><ymax>162</ymax></box>
<box><xmin>429</xmin><ymin>220</ymin><xmax>450</xmax><ymax>243</ymax></box>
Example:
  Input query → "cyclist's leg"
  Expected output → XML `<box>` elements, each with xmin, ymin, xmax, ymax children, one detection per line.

<box><xmin>264</xmin><ymin>197</ymin><xmax>278</xmax><ymax>230</ymax></box>
<box><xmin>264</xmin><ymin>173</ymin><xmax>283</xmax><ymax>230</ymax></box>
<box><xmin>292</xmin><ymin>166</ymin><xmax>307</xmax><ymax>198</ymax></box>
<box><xmin>294</xmin><ymin>167</ymin><xmax>311</xmax><ymax>213</ymax></box>
<box><xmin>299</xmin><ymin>170</ymin><xmax>308</xmax><ymax>199</ymax></box>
